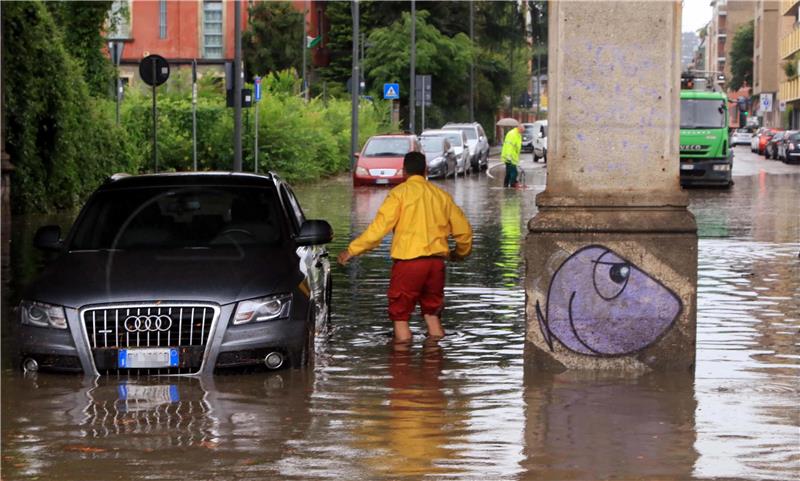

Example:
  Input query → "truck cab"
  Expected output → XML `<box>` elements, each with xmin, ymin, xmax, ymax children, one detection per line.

<box><xmin>679</xmin><ymin>89</ymin><xmax>733</xmax><ymax>188</ymax></box>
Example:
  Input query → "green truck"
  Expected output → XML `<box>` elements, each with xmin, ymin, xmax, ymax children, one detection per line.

<box><xmin>679</xmin><ymin>89</ymin><xmax>733</xmax><ymax>188</ymax></box>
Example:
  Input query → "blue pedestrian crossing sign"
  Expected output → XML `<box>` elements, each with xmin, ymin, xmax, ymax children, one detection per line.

<box><xmin>383</xmin><ymin>83</ymin><xmax>400</xmax><ymax>100</ymax></box>
<box><xmin>254</xmin><ymin>76</ymin><xmax>262</xmax><ymax>102</ymax></box>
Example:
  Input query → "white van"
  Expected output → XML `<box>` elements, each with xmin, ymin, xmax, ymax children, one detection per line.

<box><xmin>531</xmin><ymin>120</ymin><xmax>548</xmax><ymax>163</ymax></box>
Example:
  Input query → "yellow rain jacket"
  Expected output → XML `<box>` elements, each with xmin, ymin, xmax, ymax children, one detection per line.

<box><xmin>347</xmin><ymin>175</ymin><xmax>473</xmax><ymax>260</ymax></box>
<box><xmin>501</xmin><ymin>128</ymin><xmax>522</xmax><ymax>166</ymax></box>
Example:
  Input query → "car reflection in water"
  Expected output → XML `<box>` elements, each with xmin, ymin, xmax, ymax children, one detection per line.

<box><xmin>2</xmin><ymin>371</ymin><xmax>314</xmax><ymax>480</ymax></box>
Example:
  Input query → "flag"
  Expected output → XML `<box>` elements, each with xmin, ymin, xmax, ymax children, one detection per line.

<box><xmin>307</xmin><ymin>35</ymin><xmax>321</xmax><ymax>48</ymax></box>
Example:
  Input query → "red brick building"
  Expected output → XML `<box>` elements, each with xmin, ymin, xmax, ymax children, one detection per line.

<box><xmin>108</xmin><ymin>0</ymin><xmax>328</xmax><ymax>86</ymax></box>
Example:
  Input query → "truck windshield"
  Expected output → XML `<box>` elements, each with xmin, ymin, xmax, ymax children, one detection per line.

<box><xmin>680</xmin><ymin>99</ymin><xmax>726</xmax><ymax>129</ymax></box>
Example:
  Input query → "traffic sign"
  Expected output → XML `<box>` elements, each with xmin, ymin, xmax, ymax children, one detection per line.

<box><xmin>254</xmin><ymin>76</ymin><xmax>262</xmax><ymax>102</ymax></box>
<box><xmin>760</xmin><ymin>93</ymin><xmax>773</xmax><ymax>113</ymax></box>
<box><xmin>139</xmin><ymin>54</ymin><xmax>170</xmax><ymax>87</ymax></box>
<box><xmin>383</xmin><ymin>83</ymin><xmax>400</xmax><ymax>100</ymax></box>
<box><xmin>414</xmin><ymin>75</ymin><xmax>432</xmax><ymax>107</ymax></box>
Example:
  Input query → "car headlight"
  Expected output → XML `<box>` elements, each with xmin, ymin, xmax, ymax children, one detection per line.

<box><xmin>20</xmin><ymin>300</ymin><xmax>67</xmax><ymax>329</ymax></box>
<box><xmin>233</xmin><ymin>294</ymin><xmax>292</xmax><ymax>325</ymax></box>
<box><xmin>356</xmin><ymin>166</ymin><xmax>369</xmax><ymax>176</ymax></box>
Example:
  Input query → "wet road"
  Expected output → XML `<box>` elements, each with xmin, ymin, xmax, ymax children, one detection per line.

<box><xmin>1</xmin><ymin>146</ymin><xmax>798</xmax><ymax>480</ymax></box>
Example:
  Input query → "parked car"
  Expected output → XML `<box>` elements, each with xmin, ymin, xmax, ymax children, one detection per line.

<box><xmin>777</xmin><ymin>130</ymin><xmax>800</xmax><ymax>162</ymax></box>
<box><xmin>354</xmin><ymin>134</ymin><xmax>420</xmax><ymax>186</ymax></box>
<box><xmin>757</xmin><ymin>128</ymin><xmax>779</xmax><ymax>155</ymax></box>
<box><xmin>420</xmin><ymin>129</ymin><xmax>470</xmax><ymax>176</ymax></box>
<box><xmin>730</xmin><ymin>127</ymin><xmax>753</xmax><ymax>146</ymax></box>
<box><xmin>521</xmin><ymin>123</ymin><xmax>536</xmax><ymax>153</ymax></box>
<box><xmin>18</xmin><ymin>172</ymin><xmax>333</xmax><ymax>375</ymax></box>
<box><xmin>765</xmin><ymin>130</ymin><xmax>786</xmax><ymax>159</ymax></box>
<box><xmin>531</xmin><ymin>120</ymin><xmax>548</xmax><ymax>163</ymax></box>
<box><xmin>442</xmin><ymin>122</ymin><xmax>490</xmax><ymax>172</ymax></box>
<box><xmin>419</xmin><ymin>135</ymin><xmax>457</xmax><ymax>179</ymax></box>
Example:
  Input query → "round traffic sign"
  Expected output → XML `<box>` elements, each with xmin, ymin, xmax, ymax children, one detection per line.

<box><xmin>139</xmin><ymin>54</ymin><xmax>170</xmax><ymax>87</ymax></box>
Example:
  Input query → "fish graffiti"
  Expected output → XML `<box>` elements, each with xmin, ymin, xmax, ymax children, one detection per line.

<box><xmin>535</xmin><ymin>245</ymin><xmax>682</xmax><ymax>357</ymax></box>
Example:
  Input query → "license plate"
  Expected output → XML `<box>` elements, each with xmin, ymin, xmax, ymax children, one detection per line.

<box><xmin>118</xmin><ymin>348</ymin><xmax>179</xmax><ymax>369</ymax></box>
<box><xmin>375</xmin><ymin>179</ymin><xmax>389</xmax><ymax>184</ymax></box>
<box><xmin>680</xmin><ymin>164</ymin><xmax>694</xmax><ymax>170</ymax></box>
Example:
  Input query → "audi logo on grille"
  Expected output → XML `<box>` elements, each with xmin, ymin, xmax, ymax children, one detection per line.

<box><xmin>124</xmin><ymin>315</ymin><xmax>173</xmax><ymax>332</ymax></box>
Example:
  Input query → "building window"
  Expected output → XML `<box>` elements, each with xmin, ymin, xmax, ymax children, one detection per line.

<box><xmin>159</xmin><ymin>0</ymin><xmax>167</xmax><ymax>39</ymax></box>
<box><xmin>203</xmin><ymin>1</ymin><xmax>223</xmax><ymax>58</ymax></box>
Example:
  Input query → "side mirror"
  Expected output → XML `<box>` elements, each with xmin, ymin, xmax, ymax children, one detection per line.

<box><xmin>354</xmin><ymin>152</ymin><xmax>360</xmax><ymax>159</ymax></box>
<box><xmin>479</xmin><ymin>136</ymin><xmax>485</xmax><ymax>142</ymax></box>
<box><xmin>296</xmin><ymin>219</ymin><xmax>333</xmax><ymax>246</ymax></box>
<box><xmin>33</xmin><ymin>225</ymin><xmax>62</xmax><ymax>251</ymax></box>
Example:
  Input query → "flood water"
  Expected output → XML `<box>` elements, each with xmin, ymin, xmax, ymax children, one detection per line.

<box><xmin>2</xmin><ymin>153</ymin><xmax>798</xmax><ymax>480</ymax></box>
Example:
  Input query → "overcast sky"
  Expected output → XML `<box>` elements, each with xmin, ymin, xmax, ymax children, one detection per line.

<box><xmin>683</xmin><ymin>0</ymin><xmax>713</xmax><ymax>33</ymax></box>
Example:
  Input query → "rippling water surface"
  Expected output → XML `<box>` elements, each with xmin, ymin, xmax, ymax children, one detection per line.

<box><xmin>1</xmin><ymin>165</ymin><xmax>798</xmax><ymax>480</ymax></box>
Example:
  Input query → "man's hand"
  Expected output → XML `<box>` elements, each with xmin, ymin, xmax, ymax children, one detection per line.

<box><xmin>337</xmin><ymin>250</ymin><xmax>353</xmax><ymax>266</ymax></box>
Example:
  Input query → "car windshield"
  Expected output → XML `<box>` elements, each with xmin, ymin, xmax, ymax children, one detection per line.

<box><xmin>70</xmin><ymin>186</ymin><xmax>284</xmax><ymax>250</ymax></box>
<box><xmin>460</xmin><ymin>128</ymin><xmax>478</xmax><ymax>140</ymax></box>
<box><xmin>524</xmin><ymin>125</ymin><xmax>535</xmax><ymax>134</ymax></box>
<box><xmin>680</xmin><ymin>99</ymin><xmax>726</xmax><ymax>129</ymax></box>
<box><xmin>420</xmin><ymin>137</ymin><xmax>445</xmax><ymax>153</ymax></box>
<box><xmin>437</xmin><ymin>132</ymin><xmax>463</xmax><ymax>146</ymax></box>
<box><xmin>362</xmin><ymin>138</ymin><xmax>410</xmax><ymax>156</ymax></box>
<box><xmin>790</xmin><ymin>133</ymin><xmax>800</xmax><ymax>142</ymax></box>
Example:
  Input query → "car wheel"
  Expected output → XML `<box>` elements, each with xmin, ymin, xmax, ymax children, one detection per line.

<box><xmin>290</xmin><ymin>320</ymin><xmax>315</xmax><ymax>369</ymax></box>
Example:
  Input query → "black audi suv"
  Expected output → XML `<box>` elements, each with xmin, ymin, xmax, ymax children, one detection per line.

<box><xmin>18</xmin><ymin>172</ymin><xmax>333</xmax><ymax>375</ymax></box>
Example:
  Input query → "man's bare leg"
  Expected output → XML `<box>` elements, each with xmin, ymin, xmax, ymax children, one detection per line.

<box><xmin>424</xmin><ymin>314</ymin><xmax>445</xmax><ymax>339</ymax></box>
<box><xmin>393</xmin><ymin>321</ymin><xmax>412</xmax><ymax>342</ymax></box>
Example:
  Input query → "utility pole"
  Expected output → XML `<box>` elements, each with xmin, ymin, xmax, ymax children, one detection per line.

<box><xmin>350</xmin><ymin>0</ymin><xmax>360</xmax><ymax>169</ymax></box>
<box><xmin>233</xmin><ymin>0</ymin><xmax>243</xmax><ymax>171</ymax></box>
<box><xmin>469</xmin><ymin>0</ymin><xmax>475</xmax><ymax>122</ymax></box>
<box><xmin>409</xmin><ymin>0</ymin><xmax>416</xmax><ymax>133</ymax></box>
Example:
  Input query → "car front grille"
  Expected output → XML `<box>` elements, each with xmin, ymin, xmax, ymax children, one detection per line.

<box><xmin>83</xmin><ymin>304</ymin><xmax>218</xmax><ymax>349</ymax></box>
<box><xmin>81</xmin><ymin>303</ymin><xmax>220</xmax><ymax>375</ymax></box>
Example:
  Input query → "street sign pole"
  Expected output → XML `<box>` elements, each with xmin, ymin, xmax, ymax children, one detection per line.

<box><xmin>421</xmin><ymin>75</ymin><xmax>426</xmax><ymax>131</ymax></box>
<box><xmin>350</xmin><ymin>0</ymin><xmax>360</xmax><ymax>169</ymax></box>
<box><xmin>192</xmin><ymin>59</ymin><xmax>197</xmax><ymax>171</ymax></box>
<box><xmin>152</xmin><ymin>60</ymin><xmax>158</xmax><ymax>172</ymax></box>
<box><xmin>233</xmin><ymin>0</ymin><xmax>243</xmax><ymax>171</ymax></box>
<box><xmin>409</xmin><ymin>0</ymin><xmax>416</xmax><ymax>133</ymax></box>
<box><xmin>254</xmin><ymin>75</ymin><xmax>261</xmax><ymax>173</ymax></box>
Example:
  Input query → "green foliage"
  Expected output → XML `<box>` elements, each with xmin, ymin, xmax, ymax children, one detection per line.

<box><xmin>783</xmin><ymin>53</ymin><xmax>799</xmax><ymax>80</ymax></box>
<box><xmin>729</xmin><ymin>21</ymin><xmax>754</xmax><ymax>92</ymax></box>
<box><xmin>2</xmin><ymin>1</ymin><xmax>134</xmax><ymax>213</ymax></box>
<box><xmin>243</xmin><ymin>1</ymin><xmax>304</xmax><ymax>79</ymax></box>
<box><xmin>46</xmin><ymin>1</ymin><xmax>115</xmax><ymax>95</ymax></box>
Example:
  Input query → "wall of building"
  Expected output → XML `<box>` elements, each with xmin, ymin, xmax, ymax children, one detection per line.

<box><xmin>754</xmin><ymin>0</ymin><xmax>791</xmax><ymax>127</ymax></box>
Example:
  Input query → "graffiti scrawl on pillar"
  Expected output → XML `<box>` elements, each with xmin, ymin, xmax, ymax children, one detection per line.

<box><xmin>535</xmin><ymin>245</ymin><xmax>682</xmax><ymax>357</ymax></box>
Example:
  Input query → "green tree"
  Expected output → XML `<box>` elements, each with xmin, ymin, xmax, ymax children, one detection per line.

<box><xmin>46</xmin><ymin>1</ymin><xmax>115</xmax><ymax>95</ymax></box>
<box><xmin>364</xmin><ymin>11</ymin><xmax>473</xmax><ymax>127</ymax></box>
<box><xmin>728</xmin><ymin>21</ymin><xmax>754</xmax><ymax>91</ymax></box>
<box><xmin>2</xmin><ymin>1</ymin><xmax>134</xmax><ymax>212</ymax></box>
<box><xmin>243</xmin><ymin>1</ymin><xmax>304</xmax><ymax>78</ymax></box>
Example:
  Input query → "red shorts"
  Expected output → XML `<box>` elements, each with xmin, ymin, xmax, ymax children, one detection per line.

<box><xmin>387</xmin><ymin>257</ymin><xmax>446</xmax><ymax>322</ymax></box>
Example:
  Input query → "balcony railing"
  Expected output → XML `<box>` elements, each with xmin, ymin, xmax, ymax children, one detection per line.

<box><xmin>781</xmin><ymin>0</ymin><xmax>799</xmax><ymax>17</ymax></box>
<box><xmin>780</xmin><ymin>77</ymin><xmax>800</xmax><ymax>103</ymax></box>
<box><xmin>780</xmin><ymin>26</ymin><xmax>800</xmax><ymax>59</ymax></box>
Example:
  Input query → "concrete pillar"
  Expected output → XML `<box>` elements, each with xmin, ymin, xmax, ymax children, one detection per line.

<box><xmin>524</xmin><ymin>1</ymin><xmax>697</xmax><ymax>372</ymax></box>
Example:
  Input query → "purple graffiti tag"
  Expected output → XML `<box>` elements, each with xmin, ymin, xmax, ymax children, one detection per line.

<box><xmin>535</xmin><ymin>246</ymin><xmax>681</xmax><ymax>357</ymax></box>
